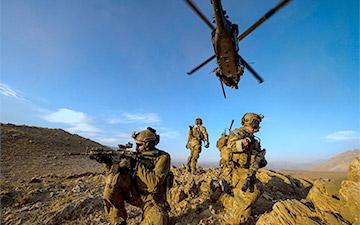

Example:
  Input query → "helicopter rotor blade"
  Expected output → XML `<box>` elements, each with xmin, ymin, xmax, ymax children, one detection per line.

<box><xmin>219</xmin><ymin>77</ymin><xmax>227</xmax><ymax>98</ymax></box>
<box><xmin>237</xmin><ymin>0</ymin><xmax>291</xmax><ymax>42</ymax></box>
<box><xmin>239</xmin><ymin>55</ymin><xmax>264</xmax><ymax>83</ymax></box>
<box><xmin>183</xmin><ymin>0</ymin><xmax>215</xmax><ymax>31</ymax></box>
<box><xmin>187</xmin><ymin>54</ymin><xmax>216</xmax><ymax>75</ymax></box>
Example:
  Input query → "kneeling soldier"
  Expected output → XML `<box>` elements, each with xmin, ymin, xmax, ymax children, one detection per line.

<box><xmin>102</xmin><ymin>127</ymin><xmax>172</xmax><ymax>225</ymax></box>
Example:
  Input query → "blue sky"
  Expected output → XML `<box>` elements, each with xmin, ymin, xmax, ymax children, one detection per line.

<box><xmin>1</xmin><ymin>0</ymin><xmax>359</xmax><ymax>164</ymax></box>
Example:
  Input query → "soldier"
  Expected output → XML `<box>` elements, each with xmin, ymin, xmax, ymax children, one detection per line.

<box><xmin>186</xmin><ymin>117</ymin><xmax>210</xmax><ymax>173</ymax></box>
<box><xmin>216</xmin><ymin>112</ymin><xmax>267</xmax><ymax>224</ymax></box>
<box><xmin>103</xmin><ymin>127</ymin><xmax>172</xmax><ymax>225</ymax></box>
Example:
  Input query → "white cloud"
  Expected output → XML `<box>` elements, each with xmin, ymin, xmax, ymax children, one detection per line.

<box><xmin>108</xmin><ymin>112</ymin><xmax>161</xmax><ymax>124</ymax></box>
<box><xmin>67</xmin><ymin>123</ymin><xmax>101</xmax><ymax>134</ymax></box>
<box><xmin>43</xmin><ymin>108</ymin><xmax>101</xmax><ymax>134</ymax></box>
<box><xmin>325</xmin><ymin>130</ymin><xmax>360</xmax><ymax>142</ymax></box>
<box><xmin>0</xmin><ymin>83</ymin><xmax>22</xmax><ymax>99</ymax></box>
<box><xmin>95</xmin><ymin>132</ymin><xmax>133</xmax><ymax>147</ymax></box>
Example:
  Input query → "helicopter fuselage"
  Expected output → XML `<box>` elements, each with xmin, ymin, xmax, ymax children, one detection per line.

<box><xmin>184</xmin><ymin>0</ymin><xmax>289</xmax><ymax>97</ymax></box>
<box><xmin>211</xmin><ymin>0</ymin><xmax>243</xmax><ymax>88</ymax></box>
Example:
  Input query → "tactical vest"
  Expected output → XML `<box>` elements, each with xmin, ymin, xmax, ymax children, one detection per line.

<box><xmin>217</xmin><ymin>127</ymin><xmax>256</xmax><ymax>169</ymax></box>
<box><xmin>190</xmin><ymin>126</ymin><xmax>205</xmax><ymax>141</ymax></box>
<box><xmin>136</xmin><ymin>150</ymin><xmax>173</xmax><ymax>195</ymax></box>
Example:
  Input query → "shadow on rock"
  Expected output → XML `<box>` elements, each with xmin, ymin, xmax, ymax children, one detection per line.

<box><xmin>253</xmin><ymin>170</ymin><xmax>313</xmax><ymax>216</ymax></box>
<box><xmin>169</xmin><ymin>199</ymin><xmax>221</xmax><ymax>225</ymax></box>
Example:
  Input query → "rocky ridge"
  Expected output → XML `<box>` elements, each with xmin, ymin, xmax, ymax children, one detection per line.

<box><xmin>311</xmin><ymin>149</ymin><xmax>360</xmax><ymax>172</ymax></box>
<box><xmin>2</xmin><ymin>159</ymin><xmax>359</xmax><ymax>225</ymax></box>
<box><xmin>1</xmin><ymin>123</ymin><xmax>358</xmax><ymax>224</ymax></box>
<box><xmin>256</xmin><ymin>156</ymin><xmax>360</xmax><ymax>225</ymax></box>
<box><xmin>1</xmin><ymin>123</ymin><xmax>106</xmax><ymax>183</ymax></box>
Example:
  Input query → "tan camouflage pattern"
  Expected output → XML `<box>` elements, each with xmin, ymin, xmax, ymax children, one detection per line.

<box><xmin>132</xmin><ymin>128</ymin><xmax>160</xmax><ymax>145</ymax></box>
<box><xmin>220</xmin><ymin>168</ymin><xmax>262</xmax><ymax>225</ymax></box>
<box><xmin>187</xmin><ymin>125</ymin><xmax>209</xmax><ymax>172</ymax></box>
<box><xmin>102</xmin><ymin>149</ymin><xmax>171</xmax><ymax>225</ymax></box>
<box><xmin>136</xmin><ymin>149</ymin><xmax>171</xmax><ymax>225</ymax></box>
<box><xmin>220</xmin><ymin>127</ymin><xmax>263</xmax><ymax>179</ymax></box>
<box><xmin>103</xmin><ymin>164</ymin><xmax>141</xmax><ymax>224</ymax></box>
<box><xmin>218</xmin><ymin>126</ymin><xmax>264</xmax><ymax>224</ymax></box>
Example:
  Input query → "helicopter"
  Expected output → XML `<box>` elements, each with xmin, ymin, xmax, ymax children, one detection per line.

<box><xmin>184</xmin><ymin>0</ymin><xmax>291</xmax><ymax>98</ymax></box>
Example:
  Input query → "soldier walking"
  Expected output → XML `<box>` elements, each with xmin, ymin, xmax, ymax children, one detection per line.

<box><xmin>186</xmin><ymin>118</ymin><xmax>209</xmax><ymax>173</ymax></box>
<box><xmin>215</xmin><ymin>112</ymin><xmax>267</xmax><ymax>224</ymax></box>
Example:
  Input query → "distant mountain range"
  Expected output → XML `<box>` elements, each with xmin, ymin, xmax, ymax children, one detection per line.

<box><xmin>310</xmin><ymin>149</ymin><xmax>360</xmax><ymax>172</ymax></box>
<box><xmin>268</xmin><ymin>149</ymin><xmax>359</xmax><ymax>172</ymax></box>
<box><xmin>267</xmin><ymin>160</ymin><xmax>319</xmax><ymax>171</ymax></box>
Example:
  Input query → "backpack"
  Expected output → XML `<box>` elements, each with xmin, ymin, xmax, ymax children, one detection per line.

<box><xmin>216</xmin><ymin>133</ymin><xmax>229</xmax><ymax>150</ymax></box>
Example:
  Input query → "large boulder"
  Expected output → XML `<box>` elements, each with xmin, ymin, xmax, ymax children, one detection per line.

<box><xmin>339</xmin><ymin>156</ymin><xmax>360</xmax><ymax>224</ymax></box>
<box><xmin>256</xmin><ymin>157</ymin><xmax>360</xmax><ymax>225</ymax></box>
<box><xmin>256</xmin><ymin>199</ymin><xmax>320</xmax><ymax>225</ymax></box>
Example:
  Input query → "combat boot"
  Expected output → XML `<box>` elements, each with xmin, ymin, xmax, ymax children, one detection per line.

<box><xmin>209</xmin><ymin>179</ymin><xmax>222</xmax><ymax>202</ymax></box>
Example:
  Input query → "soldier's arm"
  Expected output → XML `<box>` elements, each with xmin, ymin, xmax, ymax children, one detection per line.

<box><xmin>201</xmin><ymin>126</ymin><xmax>209</xmax><ymax>142</ymax></box>
<box><xmin>186</xmin><ymin>128</ymin><xmax>192</xmax><ymax>148</ymax></box>
<box><xmin>136</xmin><ymin>153</ymin><xmax>171</xmax><ymax>193</ymax></box>
<box><xmin>247</xmin><ymin>139</ymin><xmax>267</xmax><ymax>177</ymax></box>
<box><xmin>187</xmin><ymin>128</ymin><xmax>192</xmax><ymax>143</ymax></box>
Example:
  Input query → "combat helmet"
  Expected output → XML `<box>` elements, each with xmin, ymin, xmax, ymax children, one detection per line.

<box><xmin>241</xmin><ymin>112</ymin><xmax>264</xmax><ymax>132</ymax></box>
<box><xmin>132</xmin><ymin>127</ymin><xmax>160</xmax><ymax>146</ymax></box>
<box><xmin>195</xmin><ymin>118</ymin><xmax>203</xmax><ymax>125</ymax></box>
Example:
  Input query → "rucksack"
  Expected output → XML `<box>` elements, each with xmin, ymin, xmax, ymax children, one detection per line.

<box><xmin>216</xmin><ymin>133</ymin><xmax>229</xmax><ymax>150</ymax></box>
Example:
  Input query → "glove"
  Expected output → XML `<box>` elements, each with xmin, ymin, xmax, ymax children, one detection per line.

<box><xmin>241</xmin><ymin>175</ymin><xmax>256</xmax><ymax>193</ymax></box>
<box><xmin>205</xmin><ymin>142</ymin><xmax>210</xmax><ymax>148</ymax></box>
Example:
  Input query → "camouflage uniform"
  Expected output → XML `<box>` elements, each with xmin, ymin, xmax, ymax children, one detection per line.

<box><xmin>217</xmin><ymin>113</ymin><xmax>266</xmax><ymax>225</ymax></box>
<box><xmin>103</xmin><ymin>163</ymin><xmax>141</xmax><ymax>225</ymax></box>
<box><xmin>103</xmin><ymin>128</ymin><xmax>171</xmax><ymax>225</ymax></box>
<box><xmin>186</xmin><ymin>118</ymin><xmax>209</xmax><ymax>173</ymax></box>
<box><xmin>135</xmin><ymin>149</ymin><xmax>171</xmax><ymax>225</ymax></box>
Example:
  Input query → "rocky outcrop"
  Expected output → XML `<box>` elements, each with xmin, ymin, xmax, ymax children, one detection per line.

<box><xmin>1</xmin><ymin>166</ymin><xmax>317</xmax><ymax>225</ymax></box>
<box><xmin>338</xmin><ymin>156</ymin><xmax>360</xmax><ymax>223</ymax></box>
<box><xmin>311</xmin><ymin>149</ymin><xmax>360</xmax><ymax>172</ymax></box>
<box><xmin>256</xmin><ymin>157</ymin><xmax>360</xmax><ymax>225</ymax></box>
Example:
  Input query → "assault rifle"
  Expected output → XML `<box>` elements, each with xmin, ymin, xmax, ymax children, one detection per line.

<box><xmin>88</xmin><ymin>142</ymin><xmax>140</xmax><ymax>168</ymax></box>
<box><xmin>70</xmin><ymin>142</ymin><xmax>140</xmax><ymax>169</ymax></box>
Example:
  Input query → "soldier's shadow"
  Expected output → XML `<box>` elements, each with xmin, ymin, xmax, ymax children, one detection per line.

<box><xmin>252</xmin><ymin>170</ymin><xmax>313</xmax><ymax>216</ymax></box>
<box><xmin>169</xmin><ymin>198</ymin><xmax>222</xmax><ymax>225</ymax></box>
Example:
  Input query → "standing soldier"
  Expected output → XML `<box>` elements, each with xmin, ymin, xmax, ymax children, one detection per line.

<box><xmin>215</xmin><ymin>112</ymin><xmax>267</xmax><ymax>224</ymax></box>
<box><xmin>186</xmin><ymin>117</ymin><xmax>210</xmax><ymax>173</ymax></box>
<box><xmin>102</xmin><ymin>127</ymin><xmax>172</xmax><ymax>225</ymax></box>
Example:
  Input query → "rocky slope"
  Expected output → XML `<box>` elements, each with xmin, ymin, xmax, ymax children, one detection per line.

<box><xmin>1</xmin><ymin>166</ymin><xmax>314</xmax><ymax>225</ymax></box>
<box><xmin>2</xmin><ymin>161</ymin><xmax>358</xmax><ymax>225</ymax></box>
<box><xmin>1</xmin><ymin>123</ymin><xmax>358</xmax><ymax>224</ymax></box>
<box><xmin>311</xmin><ymin>149</ymin><xmax>360</xmax><ymax>172</ymax></box>
<box><xmin>1</xmin><ymin>123</ymin><xmax>106</xmax><ymax>183</ymax></box>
